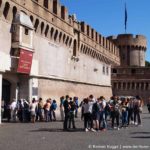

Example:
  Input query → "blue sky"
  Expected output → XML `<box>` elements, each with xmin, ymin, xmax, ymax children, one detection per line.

<box><xmin>60</xmin><ymin>0</ymin><xmax>150</xmax><ymax>61</ymax></box>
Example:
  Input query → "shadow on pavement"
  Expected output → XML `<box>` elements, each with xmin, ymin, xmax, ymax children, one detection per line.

<box><xmin>29</xmin><ymin>128</ymin><xmax>84</xmax><ymax>133</ymax></box>
<box><xmin>142</xmin><ymin>117</ymin><xmax>150</xmax><ymax>119</ymax></box>
<box><xmin>130</xmin><ymin>132</ymin><xmax>150</xmax><ymax>134</ymax></box>
<box><xmin>131</xmin><ymin>136</ymin><xmax>150</xmax><ymax>139</ymax></box>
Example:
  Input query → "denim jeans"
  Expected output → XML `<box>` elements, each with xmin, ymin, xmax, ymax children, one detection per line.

<box><xmin>99</xmin><ymin>111</ymin><xmax>107</xmax><ymax>129</ymax></box>
<box><xmin>122</xmin><ymin>111</ymin><xmax>128</xmax><ymax>126</ymax></box>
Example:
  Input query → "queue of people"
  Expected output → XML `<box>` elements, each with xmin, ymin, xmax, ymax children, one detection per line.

<box><xmin>62</xmin><ymin>95</ymin><xmax>144</xmax><ymax>132</ymax></box>
<box><xmin>1</xmin><ymin>94</ymin><xmax>146</xmax><ymax>132</ymax></box>
<box><xmin>2</xmin><ymin>98</ymin><xmax>57</xmax><ymax>123</ymax></box>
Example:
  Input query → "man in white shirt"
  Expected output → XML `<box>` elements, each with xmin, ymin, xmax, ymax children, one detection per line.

<box><xmin>10</xmin><ymin>99</ymin><xmax>17</xmax><ymax>122</ymax></box>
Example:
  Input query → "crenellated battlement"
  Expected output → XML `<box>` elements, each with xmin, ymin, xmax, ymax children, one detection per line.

<box><xmin>108</xmin><ymin>34</ymin><xmax>147</xmax><ymax>67</ymax></box>
<box><xmin>108</xmin><ymin>34</ymin><xmax>147</xmax><ymax>50</ymax></box>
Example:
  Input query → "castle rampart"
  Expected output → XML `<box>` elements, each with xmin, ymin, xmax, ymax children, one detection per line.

<box><xmin>0</xmin><ymin>0</ymin><xmax>122</xmax><ymax>103</ymax></box>
<box><xmin>0</xmin><ymin>0</ymin><xmax>120</xmax><ymax>66</ymax></box>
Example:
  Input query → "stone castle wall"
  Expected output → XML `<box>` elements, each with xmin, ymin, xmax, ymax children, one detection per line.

<box><xmin>0</xmin><ymin>0</ymin><xmax>120</xmax><ymax>100</ymax></box>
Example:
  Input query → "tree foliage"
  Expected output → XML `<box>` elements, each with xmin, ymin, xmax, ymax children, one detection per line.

<box><xmin>145</xmin><ymin>61</ymin><xmax>150</xmax><ymax>67</ymax></box>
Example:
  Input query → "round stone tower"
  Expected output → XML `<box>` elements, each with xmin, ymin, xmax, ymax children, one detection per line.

<box><xmin>108</xmin><ymin>34</ymin><xmax>147</xmax><ymax>67</ymax></box>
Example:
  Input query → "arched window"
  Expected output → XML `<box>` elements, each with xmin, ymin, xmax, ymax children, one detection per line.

<box><xmin>69</xmin><ymin>38</ymin><xmax>72</xmax><ymax>47</ymax></box>
<box><xmin>30</xmin><ymin>15</ymin><xmax>34</xmax><ymax>23</ymax></box>
<box><xmin>63</xmin><ymin>34</ymin><xmax>66</xmax><ymax>43</ymax></box>
<box><xmin>3</xmin><ymin>2</ymin><xmax>10</xmax><ymax>19</ymax></box>
<box><xmin>54</xmin><ymin>30</ymin><xmax>58</xmax><ymax>41</ymax></box>
<box><xmin>34</xmin><ymin>19</ymin><xmax>39</xmax><ymax>32</ymax></box>
<box><xmin>146</xmin><ymin>83</ymin><xmax>149</xmax><ymax>90</ymax></box>
<box><xmin>59</xmin><ymin>32</ymin><xmax>62</xmax><ymax>42</ymax></box>
<box><xmin>65</xmin><ymin>36</ymin><xmax>69</xmax><ymax>46</ymax></box>
<box><xmin>50</xmin><ymin>27</ymin><xmax>54</xmax><ymax>38</ymax></box>
<box><xmin>73</xmin><ymin>40</ymin><xmax>77</xmax><ymax>56</ymax></box>
<box><xmin>85</xmin><ymin>47</ymin><xmax>88</xmax><ymax>54</ymax></box>
<box><xmin>45</xmin><ymin>24</ymin><xmax>49</xmax><ymax>37</ymax></box>
<box><xmin>80</xmin><ymin>44</ymin><xmax>83</xmax><ymax>52</ymax></box>
<box><xmin>12</xmin><ymin>6</ymin><xmax>17</xmax><ymax>20</ymax></box>
<box><xmin>41</xmin><ymin>22</ymin><xmax>44</xmax><ymax>34</ymax></box>
<box><xmin>43</xmin><ymin>0</ymin><xmax>48</xmax><ymax>9</ymax></box>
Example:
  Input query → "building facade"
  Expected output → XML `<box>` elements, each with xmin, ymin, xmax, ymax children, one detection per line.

<box><xmin>108</xmin><ymin>34</ymin><xmax>149</xmax><ymax>103</ymax></box>
<box><xmin>0</xmin><ymin>0</ymin><xmax>120</xmax><ymax>122</ymax></box>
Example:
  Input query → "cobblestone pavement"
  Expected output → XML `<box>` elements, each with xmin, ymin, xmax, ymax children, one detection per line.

<box><xmin>0</xmin><ymin>107</ymin><xmax>150</xmax><ymax>150</ymax></box>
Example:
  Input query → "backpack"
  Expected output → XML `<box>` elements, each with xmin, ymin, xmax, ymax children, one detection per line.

<box><xmin>92</xmin><ymin>102</ymin><xmax>99</xmax><ymax>114</ymax></box>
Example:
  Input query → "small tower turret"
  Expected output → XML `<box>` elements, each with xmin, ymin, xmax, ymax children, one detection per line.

<box><xmin>108</xmin><ymin>34</ymin><xmax>147</xmax><ymax>67</ymax></box>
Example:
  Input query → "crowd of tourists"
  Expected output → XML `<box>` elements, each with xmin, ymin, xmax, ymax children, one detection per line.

<box><xmin>2</xmin><ymin>94</ymin><xmax>150</xmax><ymax>132</ymax></box>
<box><xmin>2</xmin><ymin>98</ymin><xmax>57</xmax><ymax>123</ymax></box>
<box><xmin>62</xmin><ymin>94</ymin><xmax>145</xmax><ymax>132</ymax></box>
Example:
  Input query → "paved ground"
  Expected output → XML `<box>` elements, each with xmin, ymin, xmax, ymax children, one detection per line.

<box><xmin>0</xmin><ymin>107</ymin><xmax>150</xmax><ymax>150</ymax></box>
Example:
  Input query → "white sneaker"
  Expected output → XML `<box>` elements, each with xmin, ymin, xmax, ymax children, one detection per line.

<box><xmin>85</xmin><ymin>128</ymin><xmax>89</xmax><ymax>132</ymax></box>
<box><xmin>117</xmin><ymin>127</ymin><xmax>120</xmax><ymax>130</ymax></box>
<box><xmin>134</xmin><ymin>122</ymin><xmax>138</xmax><ymax>125</ymax></box>
<box><xmin>90</xmin><ymin>128</ymin><xmax>96</xmax><ymax>132</ymax></box>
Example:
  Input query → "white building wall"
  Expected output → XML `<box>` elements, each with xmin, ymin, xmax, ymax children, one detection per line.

<box><xmin>0</xmin><ymin>19</ymin><xmax>12</xmax><ymax>71</ymax></box>
<box><xmin>34</xmin><ymin>35</ymin><xmax>111</xmax><ymax>86</ymax></box>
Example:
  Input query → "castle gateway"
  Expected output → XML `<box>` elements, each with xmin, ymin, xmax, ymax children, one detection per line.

<box><xmin>0</xmin><ymin>0</ymin><xmax>120</xmax><ymax>122</ymax></box>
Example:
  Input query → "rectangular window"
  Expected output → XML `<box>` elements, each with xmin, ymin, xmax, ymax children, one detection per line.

<box><xmin>25</xmin><ymin>28</ymin><xmax>29</xmax><ymax>35</ymax></box>
<box><xmin>103</xmin><ymin>66</ymin><xmax>105</xmax><ymax>74</ymax></box>
<box><xmin>106</xmin><ymin>67</ymin><xmax>109</xmax><ymax>75</ymax></box>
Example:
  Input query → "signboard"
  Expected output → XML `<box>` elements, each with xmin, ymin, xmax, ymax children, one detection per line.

<box><xmin>17</xmin><ymin>49</ymin><xmax>33</xmax><ymax>74</ymax></box>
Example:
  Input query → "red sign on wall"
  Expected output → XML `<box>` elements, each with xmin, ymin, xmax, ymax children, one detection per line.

<box><xmin>17</xmin><ymin>49</ymin><xmax>33</xmax><ymax>74</ymax></box>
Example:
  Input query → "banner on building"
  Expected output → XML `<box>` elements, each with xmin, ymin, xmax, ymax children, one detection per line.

<box><xmin>17</xmin><ymin>49</ymin><xmax>33</xmax><ymax>74</ymax></box>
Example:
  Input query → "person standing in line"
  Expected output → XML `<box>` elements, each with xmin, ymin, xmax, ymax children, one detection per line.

<box><xmin>128</xmin><ymin>98</ymin><xmax>134</xmax><ymax>125</ymax></box>
<box><xmin>74</xmin><ymin>97</ymin><xmax>79</xmax><ymax>118</ymax></box>
<box><xmin>60</xmin><ymin>96</ymin><xmax>65</xmax><ymax>121</ymax></box>
<box><xmin>30</xmin><ymin>98</ymin><xmax>37</xmax><ymax>123</ymax></box>
<box><xmin>147</xmin><ymin>98</ymin><xmax>150</xmax><ymax>113</ymax></box>
<box><xmin>92</xmin><ymin>98</ymin><xmax>100</xmax><ymax>131</ymax></box>
<box><xmin>110</xmin><ymin>96</ymin><xmax>121</xmax><ymax>130</ymax></box>
<box><xmin>50</xmin><ymin>100</ymin><xmax>57</xmax><ymax>121</ymax></box>
<box><xmin>10</xmin><ymin>99</ymin><xmax>17</xmax><ymax>122</ymax></box>
<box><xmin>44</xmin><ymin>99</ymin><xmax>51</xmax><ymax>122</ymax></box>
<box><xmin>98</xmin><ymin>96</ymin><xmax>107</xmax><ymax>131</ymax></box>
<box><xmin>68</xmin><ymin>99</ymin><xmax>76</xmax><ymax>129</ymax></box>
<box><xmin>63</xmin><ymin>95</ymin><xmax>70</xmax><ymax>130</ymax></box>
<box><xmin>121</xmin><ymin>98</ymin><xmax>129</xmax><ymax>128</ymax></box>
<box><xmin>82</xmin><ymin>98</ymin><xmax>96</xmax><ymax>132</ymax></box>
<box><xmin>133</xmin><ymin>96</ymin><xmax>143</xmax><ymax>126</ymax></box>
<box><xmin>37</xmin><ymin>98</ymin><xmax>44</xmax><ymax>121</ymax></box>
